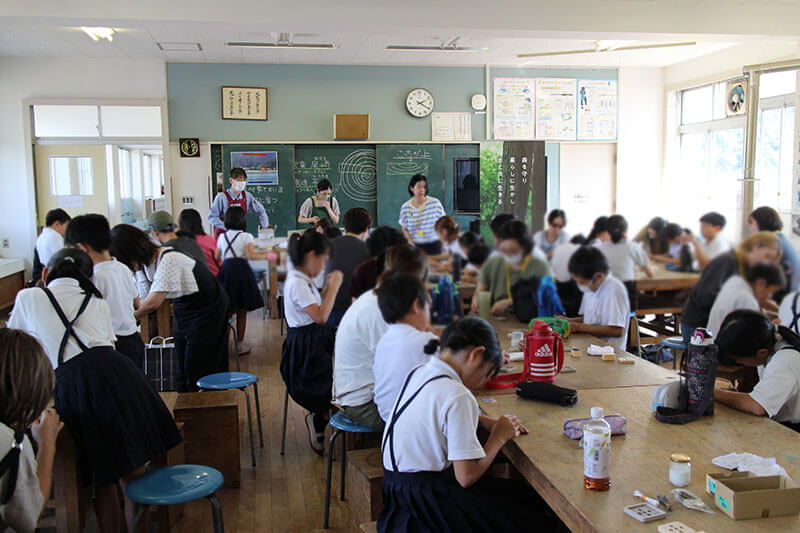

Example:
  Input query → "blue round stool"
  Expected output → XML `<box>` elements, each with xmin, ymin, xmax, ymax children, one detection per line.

<box><xmin>197</xmin><ymin>371</ymin><xmax>263</xmax><ymax>467</ymax></box>
<box><xmin>323</xmin><ymin>411</ymin><xmax>378</xmax><ymax>529</ymax></box>
<box><xmin>660</xmin><ymin>336</ymin><xmax>688</xmax><ymax>368</ymax></box>
<box><xmin>126</xmin><ymin>464</ymin><xmax>225</xmax><ymax>532</ymax></box>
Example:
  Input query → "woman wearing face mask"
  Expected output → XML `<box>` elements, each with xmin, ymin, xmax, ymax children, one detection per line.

<box><xmin>471</xmin><ymin>220</ymin><xmax>551</xmax><ymax>316</ymax></box>
<box><xmin>208</xmin><ymin>167</ymin><xmax>269</xmax><ymax>239</ymax></box>
<box><xmin>398</xmin><ymin>174</ymin><xmax>447</xmax><ymax>256</ymax></box>
<box><xmin>298</xmin><ymin>179</ymin><xmax>341</xmax><ymax>226</ymax></box>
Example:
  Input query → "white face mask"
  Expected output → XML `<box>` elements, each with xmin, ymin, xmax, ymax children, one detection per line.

<box><xmin>232</xmin><ymin>180</ymin><xmax>247</xmax><ymax>192</ymax></box>
<box><xmin>577</xmin><ymin>282</ymin><xmax>592</xmax><ymax>294</ymax></box>
<box><xmin>503</xmin><ymin>253</ymin><xmax>523</xmax><ymax>266</ymax></box>
<box><xmin>318</xmin><ymin>193</ymin><xmax>330</xmax><ymax>202</ymax></box>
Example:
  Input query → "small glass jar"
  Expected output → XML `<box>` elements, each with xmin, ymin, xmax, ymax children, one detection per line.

<box><xmin>669</xmin><ymin>453</ymin><xmax>692</xmax><ymax>487</ymax></box>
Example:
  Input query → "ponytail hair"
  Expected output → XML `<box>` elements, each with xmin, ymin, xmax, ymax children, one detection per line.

<box><xmin>714</xmin><ymin>309</ymin><xmax>800</xmax><ymax>365</ymax></box>
<box><xmin>423</xmin><ymin>317</ymin><xmax>503</xmax><ymax>377</ymax></box>
<box><xmin>288</xmin><ymin>229</ymin><xmax>332</xmax><ymax>267</ymax></box>
<box><xmin>587</xmin><ymin>216</ymin><xmax>608</xmax><ymax>243</ymax></box>
<box><xmin>45</xmin><ymin>248</ymin><xmax>102</xmax><ymax>298</ymax></box>
<box><xmin>606</xmin><ymin>214</ymin><xmax>628</xmax><ymax>244</ymax></box>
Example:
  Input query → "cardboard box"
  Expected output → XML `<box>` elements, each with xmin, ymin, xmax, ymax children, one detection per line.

<box><xmin>713</xmin><ymin>475</ymin><xmax>800</xmax><ymax>520</ymax></box>
<box><xmin>706</xmin><ymin>471</ymin><xmax>752</xmax><ymax>496</ymax></box>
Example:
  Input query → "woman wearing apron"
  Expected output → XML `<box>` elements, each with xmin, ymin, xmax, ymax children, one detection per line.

<box><xmin>298</xmin><ymin>179</ymin><xmax>341</xmax><ymax>226</ymax></box>
<box><xmin>398</xmin><ymin>174</ymin><xmax>446</xmax><ymax>256</ymax></box>
<box><xmin>8</xmin><ymin>248</ymin><xmax>181</xmax><ymax>533</ymax></box>
<box><xmin>110</xmin><ymin>224</ymin><xmax>230</xmax><ymax>392</ymax></box>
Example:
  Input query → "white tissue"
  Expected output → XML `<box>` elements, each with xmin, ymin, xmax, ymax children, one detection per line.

<box><xmin>587</xmin><ymin>344</ymin><xmax>615</xmax><ymax>356</ymax></box>
<box><xmin>712</xmin><ymin>452</ymin><xmax>790</xmax><ymax>478</ymax></box>
<box><xmin>507</xmin><ymin>352</ymin><xmax>524</xmax><ymax>362</ymax></box>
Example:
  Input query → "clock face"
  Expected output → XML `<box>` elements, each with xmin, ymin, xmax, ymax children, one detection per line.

<box><xmin>471</xmin><ymin>94</ymin><xmax>487</xmax><ymax>111</ymax></box>
<box><xmin>406</xmin><ymin>88</ymin><xmax>434</xmax><ymax>118</ymax></box>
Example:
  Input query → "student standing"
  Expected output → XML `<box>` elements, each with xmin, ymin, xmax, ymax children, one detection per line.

<box><xmin>148</xmin><ymin>210</ymin><xmax>209</xmax><ymax>269</ymax></box>
<box><xmin>323</xmin><ymin>207</ymin><xmax>372</xmax><ymax>326</ymax></box>
<box><xmin>687</xmin><ymin>212</ymin><xmax>731</xmax><ymax>269</ymax></box>
<box><xmin>350</xmin><ymin>227</ymin><xmax>407</xmax><ymax>300</ymax></box>
<box><xmin>208</xmin><ymin>167</ymin><xmax>269</xmax><ymax>237</ymax></box>
<box><xmin>64</xmin><ymin>214</ymin><xmax>145</xmax><ymax>369</ymax></box>
<box><xmin>298</xmin><ymin>179</ymin><xmax>341</xmax><ymax>226</ymax></box>
<box><xmin>281</xmin><ymin>231</ymin><xmax>342</xmax><ymax>455</ymax></box>
<box><xmin>748</xmin><ymin>206</ymin><xmax>800</xmax><ymax>291</ymax></box>
<box><xmin>707</xmin><ymin>263</ymin><xmax>785</xmax><ymax>335</ymax></box>
<box><xmin>533</xmin><ymin>209</ymin><xmax>570</xmax><ymax>260</ymax></box>
<box><xmin>398</xmin><ymin>174</ymin><xmax>446</xmax><ymax>256</ymax></box>
<box><xmin>178</xmin><ymin>208</ymin><xmax>220</xmax><ymax>276</ymax></box>
<box><xmin>35</xmin><ymin>208</ymin><xmax>70</xmax><ymax>267</ymax></box>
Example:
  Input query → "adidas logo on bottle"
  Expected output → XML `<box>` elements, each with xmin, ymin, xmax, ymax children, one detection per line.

<box><xmin>535</xmin><ymin>344</ymin><xmax>553</xmax><ymax>359</ymax></box>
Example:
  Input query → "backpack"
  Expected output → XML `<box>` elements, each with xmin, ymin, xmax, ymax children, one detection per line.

<box><xmin>536</xmin><ymin>276</ymin><xmax>565</xmax><ymax>317</ymax></box>
<box><xmin>511</xmin><ymin>276</ymin><xmax>540</xmax><ymax>323</ymax></box>
<box><xmin>431</xmin><ymin>275</ymin><xmax>462</xmax><ymax>325</ymax></box>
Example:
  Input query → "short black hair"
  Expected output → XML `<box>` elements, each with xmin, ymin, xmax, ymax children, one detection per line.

<box><xmin>316</xmin><ymin>179</ymin><xmax>333</xmax><ymax>192</ymax></box>
<box><xmin>423</xmin><ymin>317</ymin><xmax>503</xmax><ymax>377</ymax></box>
<box><xmin>547</xmin><ymin>209</ymin><xmax>566</xmax><ymax>226</ymax></box>
<box><xmin>376</xmin><ymin>272</ymin><xmax>429</xmax><ymax>324</ymax></box>
<box><xmin>366</xmin><ymin>226</ymin><xmax>406</xmax><ymax>257</ymax></box>
<box><xmin>745</xmin><ymin>262</ymin><xmax>785</xmax><ymax>288</ymax></box>
<box><xmin>45</xmin><ymin>208</ymin><xmax>71</xmax><ymax>227</ymax></box>
<box><xmin>407</xmin><ymin>174</ymin><xmax>427</xmax><ymax>197</ymax></box>
<box><xmin>497</xmin><ymin>220</ymin><xmax>533</xmax><ymax>255</ymax></box>
<box><xmin>647</xmin><ymin>217</ymin><xmax>666</xmax><ymax>234</ymax></box>
<box><xmin>343</xmin><ymin>207</ymin><xmax>372</xmax><ymax>234</ymax></box>
<box><xmin>458</xmin><ymin>231</ymin><xmax>483</xmax><ymax>251</ymax></box>
<box><xmin>570</xmin><ymin>234</ymin><xmax>587</xmax><ymax>245</ymax></box>
<box><xmin>64</xmin><ymin>214</ymin><xmax>111</xmax><ymax>252</ymax></box>
<box><xmin>750</xmin><ymin>206</ymin><xmax>783</xmax><ymax>232</ymax></box>
<box><xmin>178</xmin><ymin>209</ymin><xmax>207</xmax><ymax>236</ymax></box>
<box><xmin>700</xmin><ymin>211</ymin><xmax>726</xmax><ymax>229</ymax></box>
<box><xmin>230</xmin><ymin>167</ymin><xmax>247</xmax><ymax>180</ymax></box>
<box><xmin>568</xmin><ymin>245</ymin><xmax>609</xmax><ymax>279</ymax></box>
<box><xmin>664</xmin><ymin>223</ymin><xmax>683</xmax><ymax>241</ymax></box>
<box><xmin>467</xmin><ymin>243</ymin><xmax>490</xmax><ymax>266</ymax></box>
<box><xmin>110</xmin><ymin>224</ymin><xmax>158</xmax><ymax>271</ymax></box>
<box><xmin>288</xmin><ymin>229</ymin><xmax>333</xmax><ymax>266</ymax></box>
<box><xmin>224</xmin><ymin>206</ymin><xmax>247</xmax><ymax>231</ymax></box>
<box><xmin>324</xmin><ymin>226</ymin><xmax>342</xmax><ymax>239</ymax></box>
<box><xmin>605</xmin><ymin>215</ymin><xmax>628</xmax><ymax>244</ymax></box>
<box><xmin>490</xmin><ymin>213</ymin><xmax>515</xmax><ymax>236</ymax></box>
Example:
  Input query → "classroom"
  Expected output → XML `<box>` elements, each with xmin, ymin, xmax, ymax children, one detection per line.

<box><xmin>1</xmin><ymin>1</ymin><xmax>800</xmax><ymax>532</ymax></box>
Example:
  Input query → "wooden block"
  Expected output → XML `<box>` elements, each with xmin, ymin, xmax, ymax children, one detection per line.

<box><xmin>602</xmin><ymin>353</ymin><xmax>616</xmax><ymax>361</ymax></box>
<box><xmin>334</xmin><ymin>114</ymin><xmax>369</xmax><ymax>139</ymax></box>
<box><xmin>346</xmin><ymin>448</ymin><xmax>384</xmax><ymax>528</ymax></box>
<box><xmin>174</xmin><ymin>390</ymin><xmax>241</xmax><ymax>488</ymax></box>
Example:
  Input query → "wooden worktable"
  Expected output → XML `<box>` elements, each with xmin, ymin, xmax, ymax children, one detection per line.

<box><xmin>478</xmin><ymin>386</ymin><xmax>800</xmax><ymax>533</ymax></box>
<box><xmin>635</xmin><ymin>265</ymin><xmax>700</xmax><ymax>293</ymax></box>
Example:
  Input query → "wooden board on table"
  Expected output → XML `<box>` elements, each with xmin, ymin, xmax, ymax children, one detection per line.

<box><xmin>477</xmin><ymin>386</ymin><xmax>800</xmax><ymax>533</ymax></box>
<box><xmin>636</xmin><ymin>265</ymin><xmax>700</xmax><ymax>292</ymax></box>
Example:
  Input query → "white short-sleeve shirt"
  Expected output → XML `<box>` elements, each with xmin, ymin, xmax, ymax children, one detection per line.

<box><xmin>35</xmin><ymin>226</ymin><xmax>64</xmax><ymax>267</ymax></box>
<box><xmin>533</xmin><ymin>230</ymin><xmax>570</xmax><ymax>258</ymax></box>
<box><xmin>0</xmin><ymin>423</ymin><xmax>43</xmax><ymax>533</ymax></box>
<box><xmin>699</xmin><ymin>235</ymin><xmax>731</xmax><ymax>262</ymax></box>
<box><xmin>443</xmin><ymin>239</ymin><xmax>467</xmax><ymax>259</ymax></box>
<box><xmin>8</xmin><ymin>278</ymin><xmax>116</xmax><ymax>368</ymax></box>
<box><xmin>578</xmin><ymin>274</ymin><xmax>630</xmax><ymax>352</ymax></box>
<box><xmin>382</xmin><ymin>357</ymin><xmax>485</xmax><ymax>472</ymax></box>
<box><xmin>749</xmin><ymin>345</ymin><xmax>800</xmax><ymax>423</ymax></box>
<box><xmin>333</xmin><ymin>290</ymin><xmax>389</xmax><ymax>406</ymax></box>
<box><xmin>373</xmin><ymin>323</ymin><xmax>438</xmax><ymax>421</ymax></box>
<box><xmin>551</xmin><ymin>242</ymin><xmax>580</xmax><ymax>283</ymax></box>
<box><xmin>283</xmin><ymin>269</ymin><xmax>321</xmax><ymax>328</ymax></box>
<box><xmin>93</xmin><ymin>259</ymin><xmax>138</xmax><ymax>336</ymax></box>
<box><xmin>598</xmin><ymin>241</ymin><xmax>649</xmax><ymax>282</ymax></box>
<box><xmin>707</xmin><ymin>275</ymin><xmax>758</xmax><ymax>336</ymax></box>
<box><xmin>217</xmin><ymin>229</ymin><xmax>255</xmax><ymax>261</ymax></box>
<box><xmin>137</xmin><ymin>248</ymin><xmax>198</xmax><ymax>300</ymax></box>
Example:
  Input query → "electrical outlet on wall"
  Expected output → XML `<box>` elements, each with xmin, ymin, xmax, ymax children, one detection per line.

<box><xmin>181</xmin><ymin>196</ymin><xmax>194</xmax><ymax>205</ymax></box>
<box><xmin>2</xmin><ymin>238</ymin><xmax>8</xmax><ymax>248</ymax></box>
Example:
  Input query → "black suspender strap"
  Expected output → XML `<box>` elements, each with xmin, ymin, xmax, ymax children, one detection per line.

<box><xmin>41</xmin><ymin>287</ymin><xmax>92</xmax><ymax>366</ymax></box>
<box><xmin>790</xmin><ymin>293</ymin><xmax>800</xmax><ymax>334</ymax></box>
<box><xmin>0</xmin><ymin>430</ymin><xmax>24</xmax><ymax>504</ymax></box>
<box><xmin>223</xmin><ymin>231</ymin><xmax>242</xmax><ymax>259</ymax></box>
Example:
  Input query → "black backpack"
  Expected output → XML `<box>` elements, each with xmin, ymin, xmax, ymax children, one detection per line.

<box><xmin>511</xmin><ymin>276</ymin><xmax>541</xmax><ymax>323</ymax></box>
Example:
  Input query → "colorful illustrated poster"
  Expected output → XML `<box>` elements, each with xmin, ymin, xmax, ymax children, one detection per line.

<box><xmin>577</xmin><ymin>80</ymin><xmax>618</xmax><ymax>140</ymax></box>
<box><xmin>493</xmin><ymin>77</ymin><xmax>535</xmax><ymax>140</ymax></box>
<box><xmin>535</xmin><ymin>78</ymin><xmax>577</xmax><ymax>140</ymax></box>
<box><xmin>230</xmin><ymin>151</ymin><xmax>278</xmax><ymax>184</ymax></box>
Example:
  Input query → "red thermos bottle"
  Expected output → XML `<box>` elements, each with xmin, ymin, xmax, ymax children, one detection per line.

<box><xmin>524</xmin><ymin>320</ymin><xmax>565</xmax><ymax>384</ymax></box>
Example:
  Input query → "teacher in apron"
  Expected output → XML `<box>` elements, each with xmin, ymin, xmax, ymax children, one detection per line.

<box><xmin>399</xmin><ymin>174</ymin><xmax>446</xmax><ymax>256</ymax></box>
<box><xmin>208</xmin><ymin>167</ymin><xmax>270</xmax><ymax>238</ymax></box>
<box><xmin>298</xmin><ymin>179</ymin><xmax>341</xmax><ymax>226</ymax></box>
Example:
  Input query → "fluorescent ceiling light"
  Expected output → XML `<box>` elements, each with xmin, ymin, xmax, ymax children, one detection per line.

<box><xmin>386</xmin><ymin>44</ymin><xmax>487</xmax><ymax>52</ymax></box>
<box><xmin>157</xmin><ymin>42</ymin><xmax>202</xmax><ymax>51</ymax></box>
<box><xmin>81</xmin><ymin>26</ymin><xmax>114</xmax><ymax>42</ymax></box>
<box><xmin>226</xmin><ymin>41</ymin><xmax>336</xmax><ymax>50</ymax></box>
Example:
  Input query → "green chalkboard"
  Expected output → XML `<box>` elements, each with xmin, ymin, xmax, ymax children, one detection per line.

<box><xmin>376</xmin><ymin>144</ymin><xmax>444</xmax><ymax>227</ymax></box>
<box><xmin>294</xmin><ymin>145</ymin><xmax>377</xmax><ymax>228</ymax></box>
<box><xmin>221</xmin><ymin>144</ymin><xmax>296</xmax><ymax>236</ymax></box>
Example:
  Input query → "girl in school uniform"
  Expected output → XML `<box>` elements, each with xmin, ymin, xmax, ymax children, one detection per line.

<box><xmin>707</xmin><ymin>263</ymin><xmax>785</xmax><ymax>336</ymax></box>
<box><xmin>398</xmin><ymin>174</ymin><xmax>447</xmax><ymax>256</ymax></box>
<box><xmin>350</xmin><ymin>227</ymin><xmax>407</xmax><ymax>300</ymax></box>
<box><xmin>378</xmin><ymin>317</ymin><xmax>533</xmax><ymax>532</ymax></box>
<box><xmin>532</xmin><ymin>209</ymin><xmax>570</xmax><ymax>260</ymax></box>
<box><xmin>430</xmin><ymin>216</ymin><xmax>466</xmax><ymax>266</ymax></box>
<box><xmin>714</xmin><ymin>310</ymin><xmax>800</xmax><ymax>432</ymax></box>
<box><xmin>0</xmin><ymin>329</ymin><xmax>62</xmax><ymax>533</ymax></box>
<box><xmin>586</xmin><ymin>216</ymin><xmax>610</xmax><ymax>247</ymax></box>
<box><xmin>178</xmin><ymin>208</ymin><xmax>220</xmax><ymax>276</ymax></box>
<box><xmin>215</xmin><ymin>206</ymin><xmax>268</xmax><ymax>355</ymax></box>
<box><xmin>598</xmin><ymin>215</ymin><xmax>654</xmax><ymax>310</ymax></box>
<box><xmin>8</xmin><ymin>249</ymin><xmax>181</xmax><ymax>533</ymax></box>
<box><xmin>110</xmin><ymin>224</ymin><xmax>230</xmax><ymax>392</ymax></box>
<box><xmin>281</xmin><ymin>230</ymin><xmax>343</xmax><ymax>455</ymax></box>
<box><xmin>634</xmin><ymin>216</ymin><xmax>670</xmax><ymax>258</ymax></box>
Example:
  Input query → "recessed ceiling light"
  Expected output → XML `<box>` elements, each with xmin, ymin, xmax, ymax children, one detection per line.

<box><xmin>157</xmin><ymin>42</ymin><xmax>203</xmax><ymax>52</ymax></box>
<box><xmin>226</xmin><ymin>41</ymin><xmax>336</xmax><ymax>50</ymax></box>
<box><xmin>81</xmin><ymin>27</ymin><xmax>115</xmax><ymax>42</ymax></box>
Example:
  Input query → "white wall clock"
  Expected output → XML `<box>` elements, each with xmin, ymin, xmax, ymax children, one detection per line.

<box><xmin>471</xmin><ymin>94</ymin><xmax>487</xmax><ymax>111</ymax></box>
<box><xmin>406</xmin><ymin>88</ymin><xmax>434</xmax><ymax>118</ymax></box>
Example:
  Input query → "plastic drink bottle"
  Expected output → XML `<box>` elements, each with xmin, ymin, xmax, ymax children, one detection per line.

<box><xmin>583</xmin><ymin>406</ymin><xmax>611</xmax><ymax>490</ymax></box>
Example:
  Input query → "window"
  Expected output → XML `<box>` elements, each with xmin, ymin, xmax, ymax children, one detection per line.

<box><xmin>34</xmin><ymin>105</ymin><xmax>99</xmax><ymax>137</ymax></box>
<box><xmin>760</xmin><ymin>71</ymin><xmax>797</xmax><ymax>99</ymax></box>
<box><xmin>100</xmin><ymin>106</ymin><xmax>162</xmax><ymax>137</ymax></box>
<box><xmin>33</xmin><ymin>104</ymin><xmax>162</xmax><ymax>139</ymax></box>
<box><xmin>49</xmin><ymin>156</ymin><xmax>94</xmax><ymax>196</ymax></box>
<box><xmin>119</xmin><ymin>148</ymin><xmax>132</xmax><ymax>198</ymax></box>
<box><xmin>681</xmin><ymin>85</ymin><xmax>713</xmax><ymax>124</ymax></box>
<box><xmin>755</xmin><ymin>104</ymin><xmax>795</xmax><ymax>212</ymax></box>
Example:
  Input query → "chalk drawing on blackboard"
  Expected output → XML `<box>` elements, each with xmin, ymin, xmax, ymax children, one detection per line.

<box><xmin>340</xmin><ymin>149</ymin><xmax>377</xmax><ymax>202</ymax></box>
<box><xmin>231</xmin><ymin>151</ymin><xmax>279</xmax><ymax>185</ymax></box>
<box><xmin>386</xmin><ymin>161</ymin><xmax>430</xmax><ymax>177</ymax></box>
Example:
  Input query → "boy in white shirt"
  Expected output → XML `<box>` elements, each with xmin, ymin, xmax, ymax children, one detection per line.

<box><xmin>688</xmin><ymin>212</ymin><xmax>731</xmax><ymax>269</ymax></box>
<box><xmin>707</xmin><ymin>263</ymin><xmax>785</xmax><ymax>336</ymax></box>
<box><xmin>35</xmin><ymin>208</ymin><xmax>71</xmax><ymax>268</ymax></box>
<box><xmin>562</xmin><ymin>246</ymin><xmax>630</xmax><ymax>352</ymax></box>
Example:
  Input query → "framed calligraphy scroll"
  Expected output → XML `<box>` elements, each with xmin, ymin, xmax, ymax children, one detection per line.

<box><xmin>221</xmin><ymin>86</ymin><xmax>268</xmax><ymax>120</ymax></box>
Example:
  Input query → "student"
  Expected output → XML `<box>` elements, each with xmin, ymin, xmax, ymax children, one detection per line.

<box><xmin>373</xmin><ymin>273</ymin><xmax>437</xmax><ymax>422</ymax></box>
<box><xmin>334</xmin><ymin>245</ymin><xmax>429</xmax><ymax>431</ymax></box>
<box><xmin>398</xmin><ymin>174</ymin><xmax>447</xmax><ymax>255</ymax></box>
<box><xmin>471</xmin><ymin>220</ymin><xmax>552</xmax><ymax>316</ymax></box>
<box><xmin>707</xmin><ymin>263</ymin><xmax>785</xmax><ymax>336</ymax></box>
<box><xmin>110</xmin><ymin>224</ymin><xmax>230</xmax><ymax>392</ymax></box>
<box><xmin>488</xmin><ymin>213</ymin><xmax>515</xmax><ymax>255</ymax></box>
<box><xmin>0</xmin><ymin>329</ymin><xmax>62</xmax><ymax>533</ymax></box>
<box><xmin>350</xmin><ymin>227</ymin><xmax>406</xmax><ymax>299</ymax></box>
<box><xmin>178</xmin><ymin>208</ymin><xmax>220</xmax><ymax>276</ymax></box>
<box><xmin>431</xmin><ymin>215</ymin><xmax>466</xmax><ymax>265</ymax></box>
<box><xmin>64</xmin><ymin>214</ymin><xmax>144</xmax><ymax>368</ymax></box>
<box><xmin>634</xmin><ymin>216</ymin><xmax>669</xmax><ymax>257</ymax></box>
<box><xmin>551</xmin><ymin>234</ymin><xmax>586</xmax><ymax>317</ymax></box>
<box><xmin>652</xmin><ymin>223</ymin><xmax>687</xmax><ymax>265</ymax></box>
<box><xmin>323</xmin><ymin>207</ymin><xmax>372</xmax><ymax>326</ymax></box>
<box><xmin>586</xmin><ymin>216</ymin><xmax>610</xmax><ymax>247</ymax></box>
<box><xmin>714</xmin><ymin>310</ymin><xmax>800</xmax><ymax>431</ymax></box>
<box><xmin>599</xmin><ymin>215</ymin><xmax>655</xmax><ymax>281</ymax></box>
<box><xmin>215</xmin><ymin>206</ymin><xmax>268</xmax><ymax>355</ymax></box>
<box><xmin>458</xmin><ymin>230</ymin><xmax>484</xmax><ymax>259</ymax></box>
<box><xmin>35</xmin><ymin>208</ymin><xmax>70</xmax><ymax>267</ymax></box>
<box><xmin>749</xmin><ymin>206</ymin><xmax>800</xmax><ymax>291</ymax></box>
<box><xmin>686</xmin><ymin>212</ymin><xmax>731</xmax><ymax>269</ymax></box>
<box><xmin>563</xmin><ymin>246</ymin><xmax>630</xmax><ymax>351</ymax></box>
<box><xmin>779</xmin><ymin>291</ymin><xmax>800</xmax><ymax>336</ymax></box>
<box><xmin>8</xmin><ymin>249</ymin><xmax>181</xmax><ymax>532</ymax></box>
<box><xmin>147</xmin><ymin>210</ymin><xmax>209</xmax><ymax>269</ymax></box>
<box><xmin>378</xmin><ymin>317</ymin><xmax>531</xmax><ymax>532</ymax></box>
<box><xmin>208</xmin><ymin>167</ymin><xmax>269</xmax><ymax>237</ymax></box>
<box><xmin>681</xmin><ymin>232</ymin><xmax>782</xmax><ymax>344</ymax></box>
<box><xmin>298</xmin><ymin>178</ymin><xmax>341</xmax><ymax>226</ymax></box>
<box><xmin>533</xmin><ymin>209</ymin><xmax>570</xmax><ymax>260</ymax></box>
<box><xmin>461</xmin><ymin>242</ymin><xmax>490</xmax><ymax>285</ymax></box>
<box><xmin>281</xmin><ymin>230</ymin><xmax>342</xmax><ymax>455</ymax></box>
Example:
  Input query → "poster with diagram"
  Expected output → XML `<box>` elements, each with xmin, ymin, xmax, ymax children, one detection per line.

<box><xmin>577</xmin><ymin>79</ymin><xmax>618</xmax><ymax>140</ymax></box>
<box><xmin>493</xmin><ymin>77</ymin><xmax>535</xmax><ymax>140</ymax></box>
<box><xmin>535</xmin><ymin>78</ymin><xmax>577</xmax><ymax>140</ymax></box>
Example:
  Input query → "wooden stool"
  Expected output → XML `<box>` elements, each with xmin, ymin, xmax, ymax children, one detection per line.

<box><xmin>346</xmin><ymin>448</ymin><xmax>384</xmax><ymax>529</ymax></box>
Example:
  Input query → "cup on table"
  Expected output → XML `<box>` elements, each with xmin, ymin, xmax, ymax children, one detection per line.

<box><xmin>478</xmin><ymin>291</ymin><xmax>491</xmax><ymax>319</ymax></box>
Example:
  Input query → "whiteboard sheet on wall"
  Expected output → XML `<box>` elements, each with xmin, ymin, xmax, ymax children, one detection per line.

<box><xmin>577</xmin><ymin>79</ymin><xmax>618</xmax><ymax>141</ymax></box>
<box><xmin>431</xmin><ymin>112</ymin><xmax>472</xmax><ymax>141</ymax></box>
<box><xmin>535</xmin><ymin>78</ymin><xmax>577</xmax><ymax>141</ymax></box>
<box><xmin>493</xmin><ymin>77</ymin><xmax>535</xmax><ymax>140</ymax></box>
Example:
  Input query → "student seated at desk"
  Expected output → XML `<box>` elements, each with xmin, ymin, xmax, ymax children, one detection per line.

<box><xmin>714</xmin><ymin>310</ymin><xmax>800</xmax><ymax>432</ymax></box>
<box><xmin>378</xmin><ymin>317</ymin><xmax>533</xmax><ymax>533</ymax></box>
<box><xmin>652</xmin><ymin>223</ymin><xmax>689</xmax><ymax>266</ymax></box>
<box><xmin>599</xmin><ymin>215</ymin><xmax>654</xmax><ymax>310</ymax></box>
<box><xmin>533</xmin><ymin>209</ymin><xmax>570</xmax><ymax>261</ymax></box>
<box><xmin>349</xmin><ymin>226</ymin><xmax>406</xmax><ymax>300</ymax></box>
<box><xmin>429</xmin><ymin>215</ymin><xmax>466</xmax><ymax>269</ymax></box>
<box><xmin>707</xmin><ymin>263</ymin><xmax>785</xmax><ymax>336</ymax></box>
<box><xmin>461</xmin><ymin>242</ymin><xmax>490</xmax><ymax>285</ymax></box>
<box><xmin>749</xmin><ymin>206</ymin><xmax>800</xmax><ymax>292</ymax></box>
<box><xmin>634</xmin><ymin>216</ymin><xmax>670</xmax><ymax>258</ymax></box>
<box><xmin>551</xmin><ymin>234</ymin><xmax>586</xmax><ymax>317</ymax></box>
<box><xmin>686</xmin><ymin>212</ymin><xmax>731</xmax><ymax>270</ymax></box>
<box><xmin>562</xmin><ymin>246</ymin><xmax>630</xmax><ymax>352</ymax></box>
<box><xmin>586</xmin><ymin>216</ymin><xmax>610</xmax><ymax>247</ymax></box>
<box><xmin>323</xmin><ymin>207</ymin><xmax>372</xmax><ymax>326</ymax></box>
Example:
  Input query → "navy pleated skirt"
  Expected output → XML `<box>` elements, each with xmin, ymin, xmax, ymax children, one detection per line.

<box><xmin>280</xmin><ymin>323</ymin><xmax>335</xmax><ymax>414</ymax></box>
<box><xmin>54</xmin><ymin>346</ymin><xmax>182</xmax><ymax>486</ymax></box>
<box><xmin>217</xmin><ymin>257</ymin><xmax>264</xmax><ymax>312</ymax></box>
<box><xmin>115</xmin><ymin>332</ymin><xmax>145</xmax><ymax>370</ymax></box>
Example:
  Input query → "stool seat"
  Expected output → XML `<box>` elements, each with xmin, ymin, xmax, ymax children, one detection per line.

<box><xmin>197</xmin><ymin>372</ymin><xmax>258</xmax><ymax>390</ymax></box>
<box><xmin>126</xmin><ymin>465</ymin><xmax>224</xmax><ymax>506</ymax></box>
<box><xmin>329</xmin><ymin>411</ymin><xmax>378</xmax><ymax>434</ymax></box>
<box><xmin>661</xmin><ymin>336</ymin><xmax>687</xmax><ymax>350</ymax></box>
